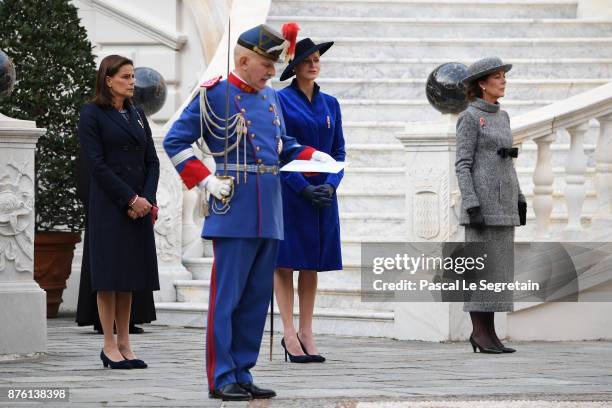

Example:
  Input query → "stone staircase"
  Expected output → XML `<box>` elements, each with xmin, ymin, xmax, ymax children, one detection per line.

<box><xmin>155</xmin><ymin>0</ymin><xmax>612</xmax><ymax>337</ymax></box>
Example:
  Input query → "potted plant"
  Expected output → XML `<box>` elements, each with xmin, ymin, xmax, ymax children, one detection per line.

<box><xmin>0</xmin><ymin>0</ymin><xmax>97</xmax><ymax>317</ymax></box>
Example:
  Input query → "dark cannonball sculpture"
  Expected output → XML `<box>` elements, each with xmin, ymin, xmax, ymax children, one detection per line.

<box><xmin>0</xmin><ymin>50</ymin><xmax>16</xmax><ymax>100</ymax></box>
<box><xmin>133</xmin><ymin>67</ymin><xmax>167</xmax><ymax>116</ymax></box>
<box><xmin>425</xmin><ymin>62</ymin><xmax>469</xmax><ymax>115</ymax></box>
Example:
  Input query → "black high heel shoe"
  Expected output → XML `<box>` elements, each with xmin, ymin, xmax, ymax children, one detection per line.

<box><xmin>297</xmin><ymin>334</ymin><xmax>325</xmax><ymax>363</ymax></box>
<box><xmin>280</xmin><ymin>338</ymin><xmax>313</xmax><ymax>363</ymax></box>
<box><xmin>119</xmin><ymin>351</ymin><xmax>148</xmax><ymax>369</ymax></box>
<box><xmin>469</xmin><ymin>335</ymin><xmax>502</xmax><ymax>354</ymax></box>
<box><xmin>100</xmin><ymin>350</ymin><xmax>132</xmax><ymax>369</ymax></box>
<box><xmin>493</xmin><ymin>340</ymin><xmax>516</xmax><ymax>353</ymax></box>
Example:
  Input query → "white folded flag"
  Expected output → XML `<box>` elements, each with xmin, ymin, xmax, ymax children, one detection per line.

<box><xmin>280</xmin><ymin>160</ymin><xmax>346</xmax><ymax>174</ymax></box>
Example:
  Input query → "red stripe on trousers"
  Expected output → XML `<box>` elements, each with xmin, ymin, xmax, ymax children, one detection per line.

<box><xmin>206</xmin><ymin>241</ymin><xmax>217</xmax><ymax>390</ymax></box>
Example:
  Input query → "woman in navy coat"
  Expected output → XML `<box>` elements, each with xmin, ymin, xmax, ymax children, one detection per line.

<box><xmin>78</xmin><ymin>55</ymin><xmax>160</xmax><ymax>369</ymax></box>
<box><xmin>275</xmin><ymin>38</ymin><xmax>345</xmax><ymax>363</ymax></box>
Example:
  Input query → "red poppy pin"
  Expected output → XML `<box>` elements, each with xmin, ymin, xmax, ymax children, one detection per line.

<box><xmin>479</xmin><ymin>117</ymin><xmax>486</xmax><ymax>127</ymax></box>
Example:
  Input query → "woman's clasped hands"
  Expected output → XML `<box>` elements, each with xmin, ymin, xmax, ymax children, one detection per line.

<box><xmin>127</xmin><ymin>196</ymin><xmax>152</xmax><ymax>220</ymax></box>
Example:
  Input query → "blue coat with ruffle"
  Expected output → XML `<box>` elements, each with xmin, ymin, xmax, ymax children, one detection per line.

<box><xmin>276</xmin><ymin>80</ymin><xmax>345</xmax><ymax>271</ymax></box>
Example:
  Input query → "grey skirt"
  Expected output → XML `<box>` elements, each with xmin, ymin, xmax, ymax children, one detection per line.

<box><xmin>463</xmin><ymin>226</ymin><xmax>515</xmax><ymax>312</ymax></box>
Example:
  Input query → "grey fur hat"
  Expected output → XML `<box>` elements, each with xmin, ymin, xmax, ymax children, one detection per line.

<box><xmin>462</xmin><ymin>57</ymin><xmax>512</xmax><ymax>85</ymax></box>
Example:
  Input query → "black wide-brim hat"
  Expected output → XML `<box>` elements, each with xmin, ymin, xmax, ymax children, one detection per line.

<box><xmin>462</xmin><ymin>57</ymin><xmax>512</xmax><ymax>85</ymax></box>
<box><xmin>280</xmin><ymin>38</ymin><xmax>334</xmax><ymax>81</ymax></box>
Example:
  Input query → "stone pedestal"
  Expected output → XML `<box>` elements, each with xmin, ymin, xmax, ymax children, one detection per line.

<box><xmin>392</xmin><ymin>115</ymin><xmax>506</xmax><ymax>341</ymax></box>
<box><xmin>151</xmin><ymin>125</ymin><xmax>192</xmax><ymax>302</ymax></box>
<box><xmin>0</xmin><ymin>113</ymin><xmax>47</xmax><ymax>357</ymax></box>
<box><xmin>396</xmin><ymin>114</ymin><xmax>462</xmax><ymax>243</ymax></box>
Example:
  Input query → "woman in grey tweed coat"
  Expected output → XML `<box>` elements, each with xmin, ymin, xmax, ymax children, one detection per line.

<box><xmin>455</xmin><ymin>57</ymin><xmax>527</xmax><ymax>354</ymax></box>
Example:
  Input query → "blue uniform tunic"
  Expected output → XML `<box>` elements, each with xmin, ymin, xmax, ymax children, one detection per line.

<box><xmin>164</xmin><ymin>74</ymin><xmax>314</xmax><ymax>391</ymax></box>
<box><xmin>276</xmin><ymin>79</ymin><xmax>346</xmax><ymax>271</ymax></box>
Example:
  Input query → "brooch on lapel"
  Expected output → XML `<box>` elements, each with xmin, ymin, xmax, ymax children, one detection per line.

<box><xmin>326</xmin><ymin>115</ymin><xmax>331</xmax><ymax>129</ymax></box>
<box><xmin>479</xmin><ymin>117</ymin><xmax>486</xmax><ymax>128</ymax></box>
<box><xmin>134</xmin><ymin>109</ymin><xmax>145</xmax><ymax>129</ymax></box>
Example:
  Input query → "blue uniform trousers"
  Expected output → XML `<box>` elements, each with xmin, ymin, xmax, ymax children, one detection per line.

<box><xmin>206</xmin><ymin>237</ymin><xmax>278</xmax><ymax>390</ymax></box>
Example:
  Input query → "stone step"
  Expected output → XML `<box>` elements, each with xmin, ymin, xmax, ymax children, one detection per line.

<box><xmin>269</xmin><ymin>0</ymin><xmax>577</xmax><ymax>19</ymax></box>
<box><xmin>180</xmin><ymin>258</ymin><xmax>366</xmax><ymax>289</ymax></box>
<box><xmin>182</xmin><ymin>256</ymin><xmax>214</xmax><ymax>280</ymax></box>
<box><xmin>335</xmin><ymin>193</ymin><xmax>598</xmax><ymax>244</ymax></box>
<box><xmin>314</xmin><ymin>58</ymin><xmax>612</xmax><ymax>80</ymax></box>
<box><xmin>344</xmin><ymin>143</ymin><xmax>405</xmax><ymax>167</ymax></box>
<box><xmin>272</xmin><ymin>78</ymin><xmax>610</xmax><ymax>101</ymax></box>
<box><xmin>336</xmin><ymin>189</ymin><xmax>597</xmax><ymax>238</ymax></box>
<box><xmin>341</xmin><ymin>140</ymin><xmax>598</xmax><ymax>169</ymax></box>
<box><xmin>340</xmin><ymin>212</ymin><xmax>406</xmax><ymax>237</ymax></box>
<box><xmin>313</xmin><ymin>37</ymin><xmax>612</xmax><ymax>59</ymax></box>
<box><xmin>337</xmin><ymin>190</ymin><xmax>404</xmax><ymax>213</ymax></box>
<box><xmin>269</xmin><ymin>16</ymin><xmax>612</xmax><ymax>38</ymax></box>
<box><xmin>339</xmin><ymin>166</ymin><xmax>405</xmax><ymax>191</ymax></box>
<box><xmin>174</xmin><ymin>278</ymin><xmax>393</xmax><ymax>312</ymax></box>
<box><xmin>337</xmin><ymin>184</ymin><xmax>598</xmax><ymax>211</ymax></box>
<box><xmin>340</xmin><ymin>119</ymin><xmax>599</xmax><ymax>146</ymax></box>
<box><xmin>340</xmin><ymin>120</ymin><xmax>598</xmax><ymax>153</ymax></box>
<box><xmin>342</xmin><ymin>121</ymin><xmax>405</xmax><ymax>144</ymax></box>
<box><xmin>340</xmin><ymin>236</ymin><xmax>404</xmax><ymax>265</ymax></box>
<box><xmin>154</xmin><ymin>302</ymin><xmax>395</xmax><ymax>337</ymax></box>
<box><xmin>338</xmin><ymin>165</ymin><xmax>598</xmax><ymax>193</ymax></box>
<box><xmin>338</xmin><ymin>98</ymin><xmax>551</xmax><ymax>121</ymax></box>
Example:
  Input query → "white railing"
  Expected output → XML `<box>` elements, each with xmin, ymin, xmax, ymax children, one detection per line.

<box><xmin>512</xmin><ymin>82</ymin><xmax>612</xmax><ymax>240</ymax></box>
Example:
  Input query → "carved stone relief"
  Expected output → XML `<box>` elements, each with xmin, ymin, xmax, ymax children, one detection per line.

<box><xmin>153</xmin><ymin>156</ymin><xmax>183</xmax><ymax>263</ymax></box>
<box><xmin>409</xmin><ymin>168</ymin><xmax>451</xmax><ymax>241</ymax></box>
<box><xmin>0</xmin><ymin>159</ymin><xmax>34</xmax><ymax>273</ymax></box>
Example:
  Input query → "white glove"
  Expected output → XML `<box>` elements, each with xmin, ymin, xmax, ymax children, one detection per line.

<box><xmin>198</xmin><ymin>175</ymin><xmax>231</xmax><ymax>200</ymax></box>
<box><xmin>311</xmin><ymin>151</ymin><xmax>335</xmax><ymax>163</ymax></box>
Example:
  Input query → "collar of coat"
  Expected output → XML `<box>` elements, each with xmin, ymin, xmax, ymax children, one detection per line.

<box><xmin>471</xmin><ymin>98</ymin><xmax>500</xmax><ymax>113</ymax></box>
<box><xmin>229</xmin><ymin>72</ymin><xmax>257</xmax><ymax>93</ymax></box>
<box><xmin>290</xmin><ymin>78</ymin><xmax>320</xmax><ymax>101</ymax></box>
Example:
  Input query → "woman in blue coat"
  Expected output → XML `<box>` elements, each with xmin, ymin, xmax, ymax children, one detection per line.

<box><xmin>78</xmin><ymin>55</ymin><xmax>160</xmax><ymax>369</ymax></box>
<box><xmin>275</xmin><ymin>38</ymin><xmax>345</xmax><ymax>363</ymax></box>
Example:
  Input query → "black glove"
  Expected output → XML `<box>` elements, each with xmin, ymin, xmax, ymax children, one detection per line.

<box><xmin>518</xmin><ymin>201</ymin><xmax>527</xmax><ymax>226</ymax></box>
<box><xmin>467</xmin><ymin>206</ymin><xmax>485</xmax><ymax>229</ymax></box>
<box><xmin>300</xmin><ymin>185</ymin><xmax>332</xmax><ymax>208</ymax></box>
<box><xmin>314</xmin><ymin>184</ymin><xmax>334</xmax><ymax>198</ymax></box>
<box><xmin>497</xmin><ymin>147</ymin><xmax>519</xmax><ymax>159</ymax></box>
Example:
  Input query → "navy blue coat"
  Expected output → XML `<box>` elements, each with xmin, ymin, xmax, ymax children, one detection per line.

<box><xmin>276</xmin><ymin>80</ymin><xmax>345</xmax><ymax>271</ymax></box>
<box><xmin>78</xmin><ymin>102</ymin><xmax>160</xmax><ymax>291</ymax></box>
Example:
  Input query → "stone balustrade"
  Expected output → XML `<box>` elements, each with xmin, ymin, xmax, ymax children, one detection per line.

<box><xmin>512</xmin><ymin>82</ymin><xmax>612</xmax><ymax>240</ymax></box>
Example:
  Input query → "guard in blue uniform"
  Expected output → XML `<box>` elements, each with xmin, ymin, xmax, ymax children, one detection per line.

<box><xmin>163</xmin><ymin>24</ymin><xmax>333</xmax><ymax>401</ymax></box>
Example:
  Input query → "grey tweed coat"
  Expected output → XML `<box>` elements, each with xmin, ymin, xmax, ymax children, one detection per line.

<box><xmin>455</xmin><ymin>98</ymin><xmax>525</xmax><ymax>226</ymax></box>
<box><xmin>456</xmin><ymin>98</ymin><xmax>524</xmax><ymax>312</ymax></box>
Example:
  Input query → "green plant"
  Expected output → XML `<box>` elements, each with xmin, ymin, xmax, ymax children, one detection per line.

<box><xmin>0</xmin><ymin>0</ymin><xmax>96</xmax><ymax>232</ymax></box>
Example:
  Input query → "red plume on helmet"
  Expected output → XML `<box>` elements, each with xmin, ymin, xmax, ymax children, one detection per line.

<box><xmin>281</xmin><ymin>22</ymin><xmax>300</xmax><ymax>62</ymax></box>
